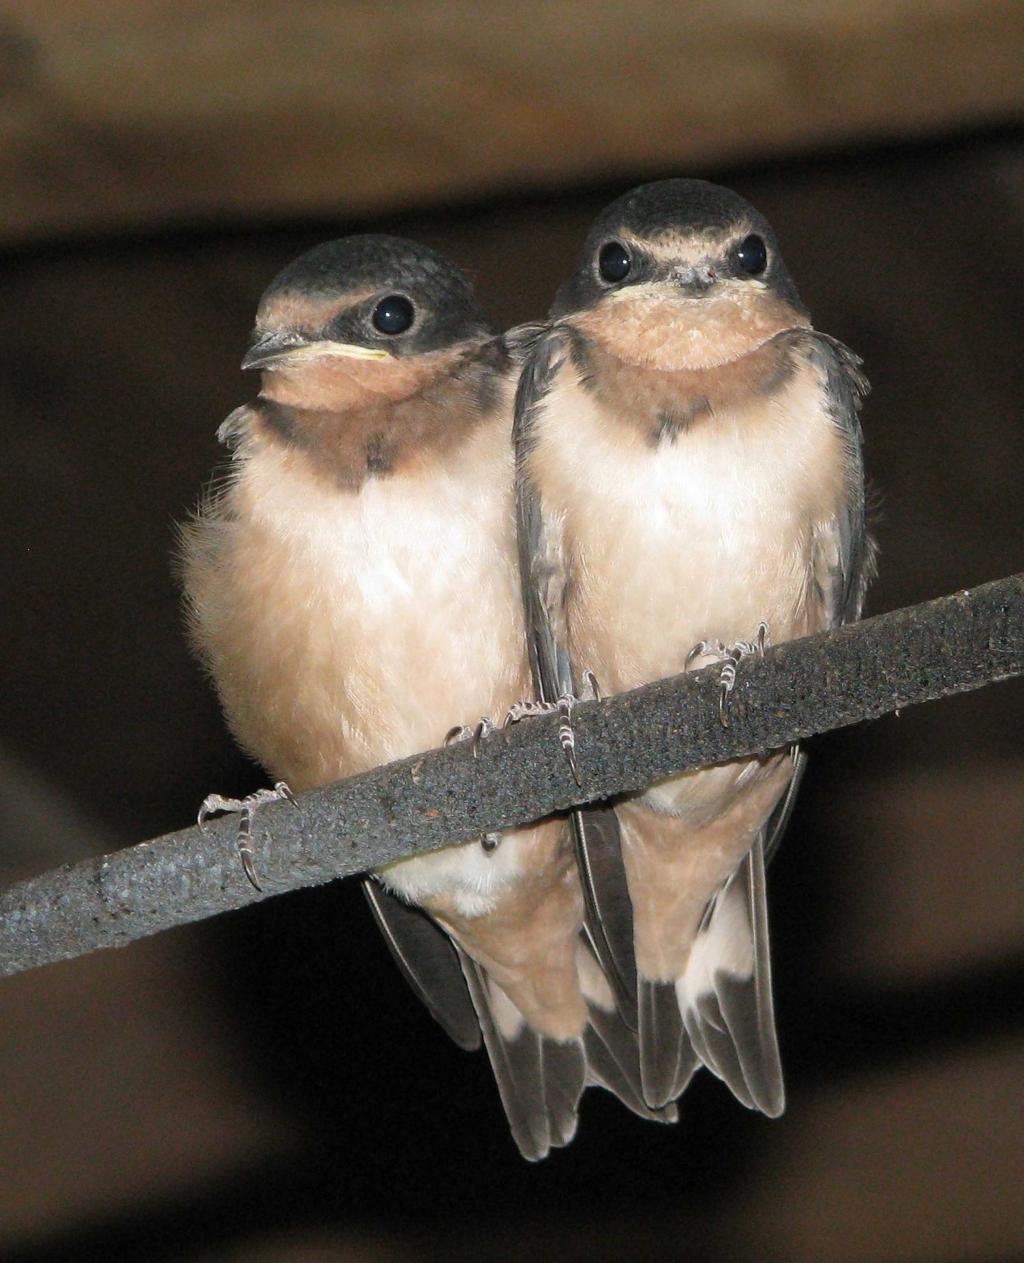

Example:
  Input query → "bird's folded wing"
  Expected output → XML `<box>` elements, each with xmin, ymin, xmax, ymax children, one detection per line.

<box><xmin>362</xmin><ymin>879</ymin><xmax>481</xmax><ymax>1052</ymax></box>
<box><xmin>513</xmin><ymin>326</ymin><xmax>639</xmax><ymax>1025</ymax></box>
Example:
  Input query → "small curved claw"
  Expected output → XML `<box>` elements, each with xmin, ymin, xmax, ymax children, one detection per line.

<box><xmin>686</xmin><ymin>639</ymin><xmax>713</xmax><ymax>669</ymax></box>
<box><xmin>687</xmin><ymin>622</ymin><xmax>771</xmax><ymax>728</ymax></box>
<box><xmin>503</xmin><ymin>701</ymin><xmax>537</xmax><ymax>728</ymax></box>
<box><xmin>238</xmin><ymin>815</ymin><xmax>262</xmax><ymax>892</ymax></box>
<box><xmin>504</xmin><ymin>690</ymin><xmax>586</xmax><ymax>785</ymax></box>
<box><xmin>444</xmin><ymin>720</ymin><xmax>493</xmax><ymax>757</ymax></box>
<box><xmin>722</xmin><ymin>626</ymin><xmax>770</xmax><ymax>726</ymax></box>
<box><xmin>275</xmin><ymin>781</ymin><xmax>299</xmax><ymax>810</ymax></box>
<box><xmin>718</xmin><ymin>666</ymin><xmax>738</xmax><ymax>728</ymax></box>
<box><xmin>194</xmin><ymin>782</ymin><xmax>296</xmax><ymax>892</ymax></box>
<box><xmin>470</xmin><ymin>717</ymin><xmax>494</xmax><ymax>759</ymax></box>
<box><xmin>556</xmin><ymin>696</ymin><xmax>582</xmax><ymax>786</ymax></box>
<box><xmin>197</xmin><ymin>793</ymin><xmax>230</xmax><ymax>834</ymax></box>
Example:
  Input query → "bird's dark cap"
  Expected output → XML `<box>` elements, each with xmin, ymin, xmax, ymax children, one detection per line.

<box><xmin>587</xmin><ymin>179</ymin><xmax>773</xmax><ymax>243</ymax></box>
<box><xmin>551</xmin><ymin>179</ymin><xmax>804</xmax><ymax>317</ymax></box>
<box><xmin>255</xmin><ymin>234</ymin><xmax>496</xmax><ymax>358</ymax></box>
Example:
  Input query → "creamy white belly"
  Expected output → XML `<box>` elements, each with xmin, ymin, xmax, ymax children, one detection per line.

<box><xmin>535</xmin><ymin>353</ymin><xmax>846</xmax><ymax>693</ymax></box>
<box><xmin>531</xmin><ymin>352</ymin><xmax>847</xmax><ymax>822</ymax></box>
<box><xmin>235</xmin><ymin>433</ymin><xmax>526</xmax><ymax>765</ymax></box>
<box><xmin>190</xmin><ymin>423</ymin><xmax>532</xmax><ymax>913</ymax></box>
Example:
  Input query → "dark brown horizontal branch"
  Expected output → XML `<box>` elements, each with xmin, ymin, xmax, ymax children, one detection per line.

<box><xmin>1</xmin><ymin>573</ymin><xmax>1022</xmax><ymax>980</ymax></box>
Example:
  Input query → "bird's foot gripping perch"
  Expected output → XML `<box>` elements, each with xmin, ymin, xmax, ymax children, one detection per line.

<box><xmin>443</xmin><ymin>717</ymin><xmax>495</xmax><ymax>758</ymax></box>
<box><xmin>443</xmin><ymin>719</ymin><xmax>501</xmax><ymax>853</ymax></box>
<box><xmin>503</xmin><ymin>671</ymin><xmax>602</xmax><ymax>788</ymax></box>
<box><xmin>197</xmin><ymin>781</ymin><xmax>299</xmax><ymax>891</ymax></box>
<box><xmin>686</xmin><ymin>623</ymin><xmax>769</xmax><ymax>727</ymax></box>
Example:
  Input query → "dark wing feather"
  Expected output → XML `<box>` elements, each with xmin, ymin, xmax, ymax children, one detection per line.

<box><xmin>362</xmin><ymin>880</ymin><xmax>480</xmax><ymax>1052</ymax></box>
<box><xmin>638</xmin><ymin>979</ymin><xmax>700</xmax><ymax>1108</ymax></box>
<box><xmin>455</xmin><ymin>946</ymin><xmax>585</xmax><ymax>1161</ymax></box>
<box><xmin>583</xmin><ymin>1008</ymin><xmax>679</xmax><ymax>1125</ymax></box>
<box><xmin>763</xmin><ymin>745</ymin><xmax>808</xmax><ymax>866</ymax></box>
<box><xmin>716</xmin><ymin>836</ymin><xmax>785</xmax><ymax>1115</ymax></box>
<box><xmin>513</xmin><ymin>326</ymin><xmax>576</xmax><ymax>703</ymax></box>
<box><xmin>803</xmin><ymin>332</ymin><xmax>874</xmax><ymax>626</ymax></box>
<box><xmin>573</xmin><ymin>808</ymin><xmax>639</xmax><ymax>1028</ymax></box>
<box><xmin>675</xmin><ymin>835</ymin><xmax>784</xmax><ymax>1117</ymax></box>
<box><xmin>514</xmin><ymin>327</ymin><xmax>639</xmax><ymax>1023</ymax></box>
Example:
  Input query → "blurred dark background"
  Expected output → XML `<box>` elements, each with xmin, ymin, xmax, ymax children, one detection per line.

<box><xmin>1</xmin><ymin>4</ymin><xmax>1023</xmax><ymax>1260</ymax></box>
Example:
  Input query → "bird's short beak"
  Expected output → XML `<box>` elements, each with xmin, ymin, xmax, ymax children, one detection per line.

<box><xmin>671</xmin><ymin>264</ymin><xmax>717</xmax><ymax>296</ymax></box>
<box><xmin>241</xmin><ymin>331</ymin><xmax>393</xmax><ymax>371</ymax></box>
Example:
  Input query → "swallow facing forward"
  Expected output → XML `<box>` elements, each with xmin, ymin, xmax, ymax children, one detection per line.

<box><xmin>515</xmin><ymin>180</ymin><xmax>873</xmax><ymax>1113</ymax></box>
<box><xmin>181</xmin><ymin>234</ymin><xmax>666</xmax><ymax>1158</ymax></box>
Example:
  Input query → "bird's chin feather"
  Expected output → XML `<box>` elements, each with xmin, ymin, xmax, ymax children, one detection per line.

<box><xmin>575</xmin><ymin>287</ymin><xmax>809</xmax><ymax>372</ymax></box>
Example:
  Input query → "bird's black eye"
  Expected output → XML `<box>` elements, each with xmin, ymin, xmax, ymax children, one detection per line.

<box><xmin>735</xmin><ymin>234</ymin><xmax>768</xmax><ymax>276</ymax></box>
<box><xmin>371</xmin><ymin>294</ymin><xmax>415</xmax><ymax>335</ymax></box>
<box><xmin>598</xmin><ymin>241</ymin><xmax>631</xmax><ymax>284</ymax></box>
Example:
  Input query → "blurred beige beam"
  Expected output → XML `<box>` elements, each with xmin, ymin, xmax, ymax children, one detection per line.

<box><xmin>0</xmin><ymin>0</ymin><xmax>1022</xmax><ymax>244</ymax></box>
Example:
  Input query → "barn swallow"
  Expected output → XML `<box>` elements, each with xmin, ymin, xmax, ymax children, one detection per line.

<box><xmin>180</xmin><ymin>234</ymin><xmax>671</xmax><ymax>1158</ymax></box>
<box><xmin>514</xmin><ymin>180</ymin><xmax>873</xmax><ymax>1112</ymax></box>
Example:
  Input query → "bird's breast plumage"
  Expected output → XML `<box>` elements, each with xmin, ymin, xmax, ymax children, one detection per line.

<box><xmin>244</xmin><ymin>342</ymin><xmax>504</xmax><ymax>491</ymax></box>
<box><xmin>527</xmin><ymin>327</ymin><xmax>851</xmax><ymax>701</ymax></box>
<box><xmin>185</xmin><ymin>406</ymin><xmax>535</xmax><ymax>915</ymax></box>
<box><xmin>186</xmin><ymin>410</ymin><xmax>527</xmax><ymax>787</ymax></box>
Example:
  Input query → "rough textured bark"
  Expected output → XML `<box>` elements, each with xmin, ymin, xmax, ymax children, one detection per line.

<box><xmin>1</xmin><ymin>573</ymin><xmax>1022</xmax><ymax>980</ymax></box>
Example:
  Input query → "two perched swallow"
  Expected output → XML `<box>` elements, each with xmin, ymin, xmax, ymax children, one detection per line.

<box><xmin>181</xmin><ymin>235</ymin><xmax>670</xmax><ymax>1160</ymax></box>
<box><xmin>182</xmin><ymin>182</ymin><xmax>871</xmax><ymax>1156</ymax></box>
<box><xmin>515</xmin><ymin>179</ymin><xmax>872</xmax><ymax>1112</ymax></box>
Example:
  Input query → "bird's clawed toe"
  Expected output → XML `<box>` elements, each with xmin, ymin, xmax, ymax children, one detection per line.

<box><xmin>504</xmin><ymin>671</ymin><xmax>601</xmax><ymax>787</ymax></box>
<box><xmin>686</xmin><ymin>622</ymin><xmax>769</xmax><ymax>727</ymax></box>
<box><xmin>196</xmin><ymin>780</ymin><xmax>299</xmax><ymax>891</ymax></box>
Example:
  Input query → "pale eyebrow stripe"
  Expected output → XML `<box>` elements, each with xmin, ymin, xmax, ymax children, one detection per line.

<box><xmin>619</xmin><ymin>225</ymin><xmax>753</xmax><ymax>263</ymax></box>
<box><xmin>257</xmin><ymin>285</ymin><xmax>382</xmax><ymax>332</ymax></box>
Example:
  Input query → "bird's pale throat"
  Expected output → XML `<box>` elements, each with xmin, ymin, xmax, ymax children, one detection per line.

<box><xmin>573</xmin><ymin>287</ymin><xmax>809</xmax><ymax>372</ymax></box>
